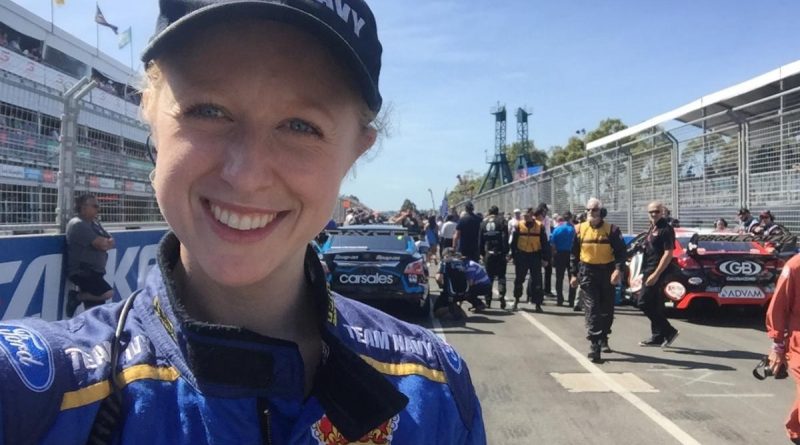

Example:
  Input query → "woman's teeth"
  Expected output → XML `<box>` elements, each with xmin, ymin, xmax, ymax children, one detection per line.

<box><xmin>211</xmin><ymin>203</ymin><xmax>275</xmax><ymax>231</ymax></box>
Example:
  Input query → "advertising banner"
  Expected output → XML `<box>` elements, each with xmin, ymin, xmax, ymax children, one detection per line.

<box><xmin>0</xmin><ymin>229</ymin><xmax>166</xmax><ymax>321</ymax></box>
<box><xmin>0</xmin><ymin>163</ymin><xmax>25</xmax><ymax>179</ymax></box>
<box><xmin>0</xmin><ymin>48</ymin><xmax>140</xmax><ymax>120</ymax></box>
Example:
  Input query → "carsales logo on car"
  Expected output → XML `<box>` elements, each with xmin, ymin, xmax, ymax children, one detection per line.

<box><xmin>338</xmin><ymin>273</ymin><xmax>394</xmax><ymax>285</ymax></box>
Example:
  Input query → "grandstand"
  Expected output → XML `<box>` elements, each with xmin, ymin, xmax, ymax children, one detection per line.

<box><xmin>0</xmin><ymin>1</ymin><xmax>158</xmax><ymax>235</ymax></box>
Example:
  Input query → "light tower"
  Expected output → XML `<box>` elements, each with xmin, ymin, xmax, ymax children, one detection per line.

<box><xmin>478</xmin><ymin>104</ymin><xmax>514</xmax><ymax>194</ymax></box>
<box><xmin>514</xmin><ymin>107</ymin><xmax>532</xmax><ymax>178</ymax></box>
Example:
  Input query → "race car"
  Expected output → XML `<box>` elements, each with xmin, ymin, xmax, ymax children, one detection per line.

<box><xmin>320</xmin><ymin>225</ymin><xmax>431</xmax><ymax>313</ymax></box>
<box><xmin>626</xmin><ymin>228</ymin><xmax>794</xmax><ymax>310</ymax></box>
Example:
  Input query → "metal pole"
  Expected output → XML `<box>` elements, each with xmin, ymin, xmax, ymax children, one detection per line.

<box><xmin>780</xmin><ymin>79</ymin><xmax>785</xmax><ymax>195</ymax></box>
<box><xmin>741</xmin><ymin>122</ymin><xmax>750</xmax><ymax>209</ymax></box>
<box><xmin>427</xmin><ymin>188</ymin><xmax>436</xmax><ymax>213</ymax></box>
<box><xmin>56</xmin><ymin>77</ymin><xmax>96</xmax><ymax>233</ymax></box>
<box><xmin>627</xmin><ymin>153</ymin><xmax>633</xmax><ymax>234</ymax></box>
<box><xmin>568</xmin><ymin>171</ymin><xmax>574</xmax><ymax>214</ymax></box>
<box><xmin>701</xmin><ymin>108</ymin><xmax>707</xmax><ymax>200</ymax></box>
<box><xmin>664</xmin><ymin>131</ymin><xmax>680</xmax><ymax>219</ymax></box>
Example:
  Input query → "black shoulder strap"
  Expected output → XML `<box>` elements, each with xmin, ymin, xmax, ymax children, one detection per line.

<box><xmin>86</xmin><ymin>291</ymin><xmax>140</xmax><ymax>445</ymax></box>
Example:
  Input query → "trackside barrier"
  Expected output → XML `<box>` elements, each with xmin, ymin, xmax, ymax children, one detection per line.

<box><xmin>0</xmin><ymin>228</ymin><xmax>167</xmax><ymax>321</ymax></box>
<box><xmin>464</xmin><ymin>63</ymin><xmax>800</xmax><ymax>235</ymax></box>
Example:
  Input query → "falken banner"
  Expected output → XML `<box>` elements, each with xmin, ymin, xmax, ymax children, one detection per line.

<box><xmin>0</xmin><ymin>229</ymin><xmax>166</xmax><ymax>321</ymax></box>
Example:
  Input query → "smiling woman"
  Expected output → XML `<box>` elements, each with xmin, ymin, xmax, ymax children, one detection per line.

<box><xmin>0</xmin><ymin>1</ymin><xmax>486</xmax><ymax>444</ymax></box>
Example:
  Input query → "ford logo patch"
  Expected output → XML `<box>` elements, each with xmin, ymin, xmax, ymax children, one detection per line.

<box><xmin>0</xmin><ymin>325</ymin><xmax>54</xmax><ymax>392</ymax></box>
<box><xmin>718</xmin><ymin>260</ymin><xmax>762</xmax><ymax>276</ymax></box>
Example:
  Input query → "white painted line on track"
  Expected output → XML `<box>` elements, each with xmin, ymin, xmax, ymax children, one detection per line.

<box><xmin>520</xmin><ymin>311</ymin><xmax>701</xmax><ymax>445</ymax></box>
<box><xmin>430</xmin><ymin>312</ymin><xmax>447</xmax><ymax>342</ymax></box>
<box><xmin>429</xmin><ymin>293</ymin><xmax>447</xmax><ymax>342</ymax></box>
<box><xmin>685</xmin><ymin>393</ymin><xmax>774</xmax><ymax>398</ymax></box>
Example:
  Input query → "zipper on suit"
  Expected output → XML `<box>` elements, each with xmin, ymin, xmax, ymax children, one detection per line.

<box><xmin>258</xmin><ymin>401</ymin><xmax>273</xmax><ymax>445</ymax></box>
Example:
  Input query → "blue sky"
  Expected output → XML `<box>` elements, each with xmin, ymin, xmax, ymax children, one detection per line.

<box><xmin>15</xmin><ymin>0</ymin><xmax>800</xmax><ymax>211</ymax></box>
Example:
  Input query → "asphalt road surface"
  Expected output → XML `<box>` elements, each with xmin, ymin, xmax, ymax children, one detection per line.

<box><xmin>401</xmin><ymin>267</ymin><xmax>794</xmax><ymax>445</ymax></box>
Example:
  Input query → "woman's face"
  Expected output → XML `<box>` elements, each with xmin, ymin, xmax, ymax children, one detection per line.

<box><xmin>145</xmin><ymin>21</ymin><xmax>376</xmax><ymax>287</ymax></box>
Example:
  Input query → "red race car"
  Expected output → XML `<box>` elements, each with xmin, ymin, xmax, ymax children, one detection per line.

<box><xmin>626</xmin><ymin>228</ymin><xmax>796</xmax><ymax>310</ymax></box>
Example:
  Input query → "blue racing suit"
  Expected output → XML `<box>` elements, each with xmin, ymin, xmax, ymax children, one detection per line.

<box><xmin>0</xmin><ymin>232</ymin><xmax>486</xmax><ymax>444</ymax></box>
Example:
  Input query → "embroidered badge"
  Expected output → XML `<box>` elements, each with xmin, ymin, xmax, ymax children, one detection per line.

<box><xmin>442</xmin><ymin>342</ymin><xmax>463</xmax><ymax>374</ymax></box>
<box><xmin>312</xmin><ymin>414</ymin><xmax>399</xmax><ymax>445</ymax></box>
<box><xmin>0</xmin><ymin>324</ymin><xmax>54</xmax><ymax>392</ymax></box>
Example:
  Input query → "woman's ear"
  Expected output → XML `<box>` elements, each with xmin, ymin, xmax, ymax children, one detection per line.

<box><xmin>356</xmin><ymin>126</ymin><xmax>377</xmax><ymax>158</ymax></box>
<box><xmin>141</xmin><ymin>89</ymin><xmax>155</xmax><ymax>125</ymax></box>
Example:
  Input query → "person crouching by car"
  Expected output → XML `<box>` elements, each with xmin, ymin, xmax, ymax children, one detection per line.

<box><xmin>436</xmin><ymin>248</ymin><xmax>488</xmax><ymax>314</ymax></box>
<box><xmin>65</xmin><ymin>194</ymin><xmax>115</xmax><ymax>317</ymax></box>
<box><xmin>766</xmin><ymin>253</ymin><xmax>800</xmax><ymax>442</ymax></box>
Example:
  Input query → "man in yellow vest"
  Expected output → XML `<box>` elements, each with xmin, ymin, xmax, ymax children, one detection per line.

<box><xmin>570</xmin><ymin>198</ymin><xmax>626</xmax><ymax>363</ymax></box>
<box><xmin>510</xmin><ymin>207</ymin><xmax>550</xmax><ymax>312</ymax></box>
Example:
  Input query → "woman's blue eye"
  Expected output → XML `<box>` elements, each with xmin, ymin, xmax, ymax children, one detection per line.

<box><xmin>288</xmin><ymin>119</ymin><xmax>319</xmax><ymax>135</ymax></box>
<box><xmin>187</xmin><ymin>104</ymin><xmax>226</xmax><ymax>119</ymax></box>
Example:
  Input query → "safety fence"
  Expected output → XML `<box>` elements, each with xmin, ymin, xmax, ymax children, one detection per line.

<box><xmin>469</xmin><ymin>82</ymin><xmax>800</xmax><ymax>235</ymax></box>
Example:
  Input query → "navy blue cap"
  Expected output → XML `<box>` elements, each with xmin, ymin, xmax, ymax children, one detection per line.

<box><xmin>142</xmin><ymin>0</ymin><xmax>382</xmax><ymax>112</ymax></box>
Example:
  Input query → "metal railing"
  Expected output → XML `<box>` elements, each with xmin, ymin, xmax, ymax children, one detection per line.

<box><xmin>468</xmin><ymin>86</ymin><xmax>800</xmax><ymax>235</ymax></box>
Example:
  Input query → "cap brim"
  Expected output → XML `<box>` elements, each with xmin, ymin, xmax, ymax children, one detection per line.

<box><xmin>141</xmin><ymin>1</ymin><xmax>380</xmax><ymax>112</ymax></box>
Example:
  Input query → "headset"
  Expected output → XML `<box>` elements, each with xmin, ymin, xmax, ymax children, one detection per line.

<box><xmin>86</xmin><ymin>291</ymin><xmax>140</xmax><ymax>444</ymax></box>
<box><xmin>599</xmin><ymin>208</ymin><xmax>607</xmax><ymax>218</ymax></box>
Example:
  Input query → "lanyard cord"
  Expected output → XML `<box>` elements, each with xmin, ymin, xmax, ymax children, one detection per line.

<box><xmin>85</xmin><ymin>291</ymin><xmax>140</xmax><ymax>445</ymax></box>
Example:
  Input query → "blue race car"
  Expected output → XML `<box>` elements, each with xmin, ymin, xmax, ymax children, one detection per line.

<box><xmin>320</xmin><ymin>225</ymin><xmax>431</xmax><ymax>313</ymax></box>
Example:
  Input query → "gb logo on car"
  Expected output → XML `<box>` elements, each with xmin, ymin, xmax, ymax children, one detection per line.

<box><xmin>718</xmin><ymin>260</ymin><xmax>762</xmax><ymax>276</ymax></box>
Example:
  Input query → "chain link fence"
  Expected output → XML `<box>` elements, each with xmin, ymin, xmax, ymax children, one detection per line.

<box><xmin>469</xmin><ymin>78</ymin><xmax>800</xmax><ymax>235</ymax></box>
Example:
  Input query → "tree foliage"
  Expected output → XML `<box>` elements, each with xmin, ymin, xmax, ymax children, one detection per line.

<box><xmin>548</xmin><ymin>118</ymin><xmax>629</xmax><ymax>167</ymax></box>
<box><xmin>586</xmin><ymin>118</ymin><xmax>628</xmax><ymax>144</ymax></box>
<box><xmin>399</xmin><ymin>199</ymin><xmax>418</xmax><ymax>213</ymax></box>
<box><xmin>504</xmin><ymin>141</ymin><xmax>548</xmax><ymax>172</ymax></box>
<box><xmin>679</xmin><ymin>132</ymin><xmax>737</xmax><ymax>179</ymax></box>
<box><xmin>447</xmin><ymin>170</ymin><xmax>483</xmax><ymax>208</ymax></box>
<box><xmin>549</xmin><ymin>137</ymin><xmax>585</xmax><ymax>167</ymax></box>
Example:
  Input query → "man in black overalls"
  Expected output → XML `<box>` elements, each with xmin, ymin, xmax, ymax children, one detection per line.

<box><xmin>479</xmin><ymin>205</ymin><xmax>509</xmax><ymax>309</ymax></box>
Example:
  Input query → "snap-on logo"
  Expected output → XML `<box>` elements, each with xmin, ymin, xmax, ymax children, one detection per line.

<box><xmin>718</xmin><ymin>260</ymin><xmax>762</xmax><ymax>276</ymax></box>
<box><xmin>0</xmin><ymin>325</ymin><xmax>54</xmax><ymax>392</ymax></box>
<box><xmin>338</xmin><ymin>273</ymin><xmax>395</xmax><ymax>285</ymax></box>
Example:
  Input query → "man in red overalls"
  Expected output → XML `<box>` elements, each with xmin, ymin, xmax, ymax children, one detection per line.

<box><xmin>766</xmin><ymin>253</ymin><xmax>800</xmax><ymax>442</ymax></box>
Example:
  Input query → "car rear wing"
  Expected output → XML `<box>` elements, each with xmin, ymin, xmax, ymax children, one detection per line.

<box><xmin>326</xmin><ymin>228</ymin><xmax>409</xmax><ymax>237</ymax></box>
<box><xmin>686</xmin><ymin>232</ymin><xmax>798</xmax><ymax>256</ymax></box>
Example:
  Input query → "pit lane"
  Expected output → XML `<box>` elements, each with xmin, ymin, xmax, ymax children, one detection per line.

<box><xmin>399</xmin><ymin>267</ymin><xmax>793</xmax><ymax>445</ymax></box>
